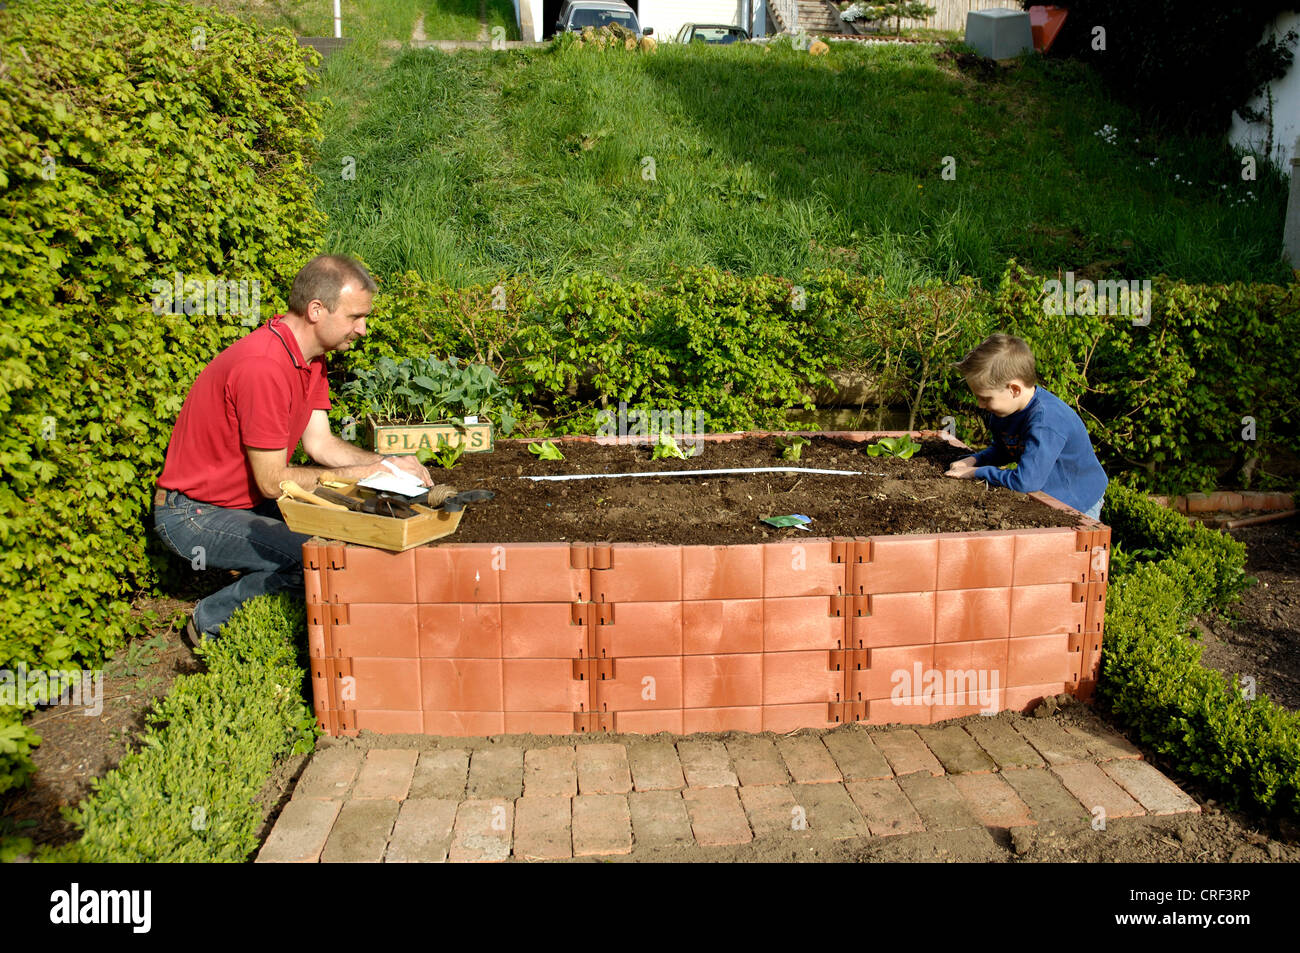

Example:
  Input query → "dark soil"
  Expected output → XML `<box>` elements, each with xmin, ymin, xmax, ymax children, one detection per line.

<box><xmin>1191</xmin><ymin>518</ymin><xmax>1300</xmax><ymax>711</ymax></box>
<box><xmin>439</xmin><ymin>435</ymin><xmax>1082</xmax><ymax>545</ymax></box>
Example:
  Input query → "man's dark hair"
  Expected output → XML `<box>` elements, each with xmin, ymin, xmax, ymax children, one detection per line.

<box><xmin>287</xmin><ymin>255</ymin><xmax>377</xmax><ymax>315</ymax></box>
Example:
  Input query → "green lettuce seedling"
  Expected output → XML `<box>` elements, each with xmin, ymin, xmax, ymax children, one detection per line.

<box><xmin>777</xmin><ymin>435</ymin><xmax>811</xmax><ymax>462</ymax></box>
<box><xmin>529</xmin><ymin>440</ymin><xmax>565</xmax><ymax>460</ymax></box>
<box><xmin>651</xmin><ymin>434</ymin><xmax>701</xmax><ymax>460</ymax></box>
<box><xmin>865</xmin><ymin>435</ymin><xmax>922</xmax><ymax>459</ymax></box>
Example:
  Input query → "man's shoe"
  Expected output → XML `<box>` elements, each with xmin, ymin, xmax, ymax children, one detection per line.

<box><xmin>182</xmin><ymin>617</ymin><xmax>207</xmax><ymax>651</ymax></box>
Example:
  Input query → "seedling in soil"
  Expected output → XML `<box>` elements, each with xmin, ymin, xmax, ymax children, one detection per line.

<box><xmin>777</xmin><ymin>435</ymin><xmax>811</xmax><ymax>462</ymax></box>
<box><xmin>865</xmin><ymin>434</ymin><xmax>922</xmax><ymax>459</ymax></box>
<box><xmin>418</xmin><ymin>444</ymin><xmax>465</xmax><ymax>469</ymax></box>
<box><xmin>528</xmin><ymin>440</ymin><xmax>565</xmax><ymax>460</ymax></box>
<box><xmin>651</xmin><ymin>434</ymin><xmax>701</xmax><ymax>460</ymax></box>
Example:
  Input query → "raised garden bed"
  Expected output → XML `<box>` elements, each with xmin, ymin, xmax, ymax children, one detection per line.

<box><xmin>302</xmin><ymin>432</ymin><xmax>1110</xmax><ymax>737</ymax></box>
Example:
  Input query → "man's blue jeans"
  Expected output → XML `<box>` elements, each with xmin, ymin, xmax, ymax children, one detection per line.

<box><xmin>153</xmin><ymin>489</ymin><xmax>311</xmax><ymax>637</ymax></box>
<box><xmin>1082</xmin><ymin>496</ymin><xmax>1104</xmax><ymax>521</ymax></box>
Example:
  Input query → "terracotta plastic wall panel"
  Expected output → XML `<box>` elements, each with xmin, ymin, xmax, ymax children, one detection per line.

<box><xmin>330</xmin><ymin>604</ymin><xmax>420</xmax><ymax>658</ymax></box>
<box><xmin>603</xmin><ymin>602</ymin><xmax>685</xmax><ymax>657</ymax></box>
<box><xmin>683</xmin><ymin>707</ymin><xmax>764</xmax><ymax>733</ymax></box>
<box><xmin>354</xmin><ymin>710</ymin><xmax>423</xmax><ymax>734</ymax></box>
<box><xmin>1007</xmin><ymin>634</ymin><xmax>1073</xmax><ymax>686</ymax></box>
<box><xmin>681</xmin><ymin>600</ymin><xmax>764</xmax><ymax>655</ymax></box>
<box><xmin>496</xmin><ymin>544</ymin><xmax>588</xmax><ymax>603</ymax></box>
<box><xmin>933</xmin><ymin>638</ymin><xmax>1009</xmax><ymax>675</ymax></box>
<box><xmin>307</xmin><ymin>613</ymin><xmax>328</xmax><ymax>659</ymax></box>
<box><xmin>1009</xmin><ymin>585</ymin><xmax>1086</xmax><ymax>637</ymax></box>
<box><xmin>592</xmin><ymin>546</ymin><xmax>683</xmax><ymax>603</ymax></box>
<box><xmin>935</xmin><ymin>588</ymin><xmax>1012</xmax><ymax>643</ymax></box>
<box><xmin>614</xmin><ymin>709</ymin><xmax>684</xmax><ymax>734</ymax></box>
<box><xmin>499</xmin><ymin>603</ymin><xmax>581</xmax><ymax>658</ymax></box>
<box><xmin>1005</xmin><ymin>682</ymin><xmax>1067</xmax><ymax>712</ymax></box>
<box><xmin>763</xmin><ymin>703</ymin><xmax>838</xmax><ymax>733</ymax></box>
<box><xmin>503</xmin><ymin>659</ymin><xmax>589</xmax><ymax>711</ymax></box>
<box><xmin>936</xmin><ymin>534</ymin><xmax>1015</xmax><ymax>590</ymax></box>
<box><xmin>763</xmin><ymin>597</ymin><xmax>843</xmax><ymax>651</ymax></box>
<box><xmin>327</xmin><ymin>548</ymin><xmax>419</xmax><ymax>604</ymax></box>
<box><xmin>1012</xmin><ymin>532</ymin><xmax>1089</xmax><ymax>586</ymax></box>
<box><xmin>853</xmin><ymin>645</ymin><xmax>936</xmax><ymax>700</ymax></box>
<box><xmin>868</xmin><ymin>697</ymin><xmax>934</xmax><ymax>726</ymax></box>
<box><xmin>594</xmin><ymin>657</ymin><xmax>683</xmax><ymax>711</ymax></box>
<box><xmin>351</xmin><ymin>658</ymin><xmax>422</xmax><ymax>711</ymax></box>
<box><xmin>763</xmin><ymin>651</ymin><xmax>843</xmax><ymax>706</ymax></box>
<box><xmin>930</xmin><ymin>694</ymin><xmax>1005</xmax><ymax>722</ymax></box>
<box><xmin>423</xmin><ymin>711</ymin><xmax>505</xmax><ymax>735</ymax></box>
<box><xmin>763</xmin><ymin>541</ymin><xmax>844</xmax><ymax>597</ymax></box>
<box><xmin>851</xmin><ymin>591</ymin><xmax>936</xmax><ymax>648</ymax></box>
<box><xmin>853</xmin><ymin>537</ymin><xmax>939</xmax><ymax>594</ymax></box>
<box><xmin>505</xmin><ymin>711</ymin><xmax>581</xmax><ymax>734</ymax></box>
<box><xmin>681</xmin><ymin>545</ymin><xmax>764</xmax><ymax>601</ymax></box>
<box><xmin>415</xmin><ymin>544</ymin><xmax>502</xmax><ymax>603</ymax></box>
<box><xmin>682</xmin><ymin>654</ymin><xmax>764</xmax><ymax>709</ymax></box>
<box><xmin>419</xmin><ymin>659</ymin><xmax>504</xmax><ymax>711</ymax></box>
<box><xmin>418</xmin><ymin>604</ymin><xmax>503</xmax><ymax>658</ymax></box>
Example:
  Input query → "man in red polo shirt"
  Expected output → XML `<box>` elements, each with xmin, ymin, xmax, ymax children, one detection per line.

<box><xmin>153</xmin><ymin>255</ymin><xmax>432</xmax><ymax>645</ymax></box>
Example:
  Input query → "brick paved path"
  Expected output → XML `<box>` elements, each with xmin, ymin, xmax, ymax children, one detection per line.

<box><xmin>257</xmin><ymin>718</ymin><xmax>1198</xmax><ymax>862</ymax></box>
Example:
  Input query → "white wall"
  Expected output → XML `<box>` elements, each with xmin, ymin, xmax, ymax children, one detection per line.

<box><xmin>518</xmin><ymin>0</ymin><xmax>544</xmax><ymax>41</ymax></box>
<box><xmin>639</xmin><ymin>0</ymin><xmax>747</xmax><ymax>41</ymax></box>
<box><xmin>1229</xmin><ymin>11</ymin><xmax>1300</xmax><ymax>174</ymax></box>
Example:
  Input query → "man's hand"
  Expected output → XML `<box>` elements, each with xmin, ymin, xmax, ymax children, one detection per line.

<box><xmin>380</xmin><ymin>455</ymin><xmax>434</xmax><ymax>487</ymax></box>
<box><xmin>945</xmin><ymin>455</ymin><xmax>977</xmax><ymax>479</ymax></box>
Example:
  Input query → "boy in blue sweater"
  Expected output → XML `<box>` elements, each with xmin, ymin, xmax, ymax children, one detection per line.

<box><xmin>944</xmin><ymin>334</ymin><xmax>1108</xmax><ymax>520</ymax></box>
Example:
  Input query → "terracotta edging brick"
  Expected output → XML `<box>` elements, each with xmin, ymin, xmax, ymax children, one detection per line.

<box><xmin>302</xmin><ymin>431</ymin><xmax>1108</xmax><ymax>740</ymax></box>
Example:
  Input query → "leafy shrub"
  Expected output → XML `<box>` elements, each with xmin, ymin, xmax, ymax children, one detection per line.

<box><xmin>0</xmin><ymin>0</ymin><xmax>323</xmax><ymax>791</ymax></box>
<box><xmin>339</xmin><ymin>354</ymin><xmax>518</xmax><ymax>433</ymax></box>
<box><xmin>46</xmin><ymin>594</ymin><xmax>317</xmax><ymax>863</ymax></box>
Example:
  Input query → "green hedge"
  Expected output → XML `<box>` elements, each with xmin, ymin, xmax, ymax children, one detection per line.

<box><xmin>1099</xmin><ymin>484</ymin><xmax>1300</xmax><ymax>816</ymax></box>
<box><xmin>0</xmin><ymin>0</ymin><xmax>324</xmax><ymax>790</ymax></box>
<box><xmin>29</xmin><ymin>594</ymin><xmax>317</xmax><ymax>863</ymax></box>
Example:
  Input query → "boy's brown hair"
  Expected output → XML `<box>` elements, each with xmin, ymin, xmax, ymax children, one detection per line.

<box><xmin>952</xmin><ymin>333</ymin><xmax>1039</xmax><ymax>392</ymax></box>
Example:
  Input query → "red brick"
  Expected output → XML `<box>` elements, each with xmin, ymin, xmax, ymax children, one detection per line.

<box><xmin>1014</xmin><ymin>719</ymin><xmax>1093</xmax><ymax>765</ymax></box>
<box><xmin>1063</xmin><ymin>723</ymin><xmax>1143</xmax><ymax>761</ymax></box>
<box><xmin>951</xmin><ymin>773</ymin><xmax>1036</xmax><ymax>828</ymax></box>
<box><xmin>726</xmin><ymin>737</ymin><xmax>790</xmax><ymax>786</ymax></box>
<box><xmin>467</xmin><ymin>746</ymin><xmax>524</xmax><ymax>799</ymax></box>
<box><xmin>385</xmin><ymin>798</ymin><xmax>458</xmax><ymax>863</ymax></box>
<box><xmin>682</xmin><ymin>599</ymin><xmax>763</xmax><ymax>655</ymax></box>
<box><xmin>449</xmin><ymin>799</ymin><xmax>514</xmax><ymax>862</ymax></box>
<box><xmin>1051</xmin><ymin>762</ymin><xmax>1145</xmax><ymax>819</ymax></box>
<box><xmin>962</xmin><ymin>718</ymin><xmax>1045</xmax><ymax>770</ymax></box>
<box><xmin>870</xmin><ymin>728</ymin><xmax>944</xmax><ymax>777</ymax></box>
<box><xmin>917</xmin><ymin>726</ymin><xmax>996</xmax><ymax>774</ymax></box>
<box><xmin>352</xmin><ymin>749</ymin><xmax>419</xmax><ymax>799</ymax></box>
<box><xmin>1100</xmin><ymin>760</ymin><xmax>1199</xmax><ymax>816</ymax></box>
<box><xmin>572</xmin><ymin>794</ymin><xmax>633</xmax><ymax>856</ymax></box>
<box><xmin>576</xmin><ymin>743</ymin><xmax>632</xmax><ymax>794</ymax></box>
<box><xmin>513</xmin><ymin>795</ymin><xmax>573</xmax><ymax>860</ymax></box>
<box><xmin>628</xmin><ymin>790</ymin><xmax>694</xmax><ymax>848</ymax></box>
<box><xmin>677</xmin><ymin>739</ymin><xmax>739</xmax><ymax>787</ymax></box>
<box><xmin>845</xmin><ymin>779</ymin><xmax>924</xmax><ymax>837</ymax></box>
<box><xmin>320</xmin><ymin>799</ymin><xmax>399</xmax><ymax>863</ymax></box>
<box><xmin>821</xmin><ymin>729</ymin><xmax>893</xmax><ymax>781</ymax></box>
<box><xmin>738</xmin><ymin>784</ymin><xmax>802</xmax><ymax>837</ymax></box>
<box><xmin>789</xmin><ymin>782</ymin><xmax>869</xmax><ymax>838</ymax></box>
<box><xmin>683</xmin><ymin>786</ymin><xmax>753</xmax><ymax>846</ymax></box>
<box><xmin>409</xmin><ymin>748</ymin><xmax>469</xmax><ymax>799</ymax></box>
<box><xmin>897</xmin><ymin>774</ymin><xmax>983</xmax><ymax>832</ymax></box>
<box><xmin>1000</xmin><ymin>766</ymin><xmax>1091</xmax><ymax>834</ymax></box>
<box><xmin>775</xmin><ymin>735</ymin><xmax>843</xmax><ymax>783</ymax></box>
<box><xmin>418</xmin><ymin>603</ymin><xmax>503</xmax><ymax>658</ymax></box>
<box><xmin>257</xmin><ymin>798</ymin><xmax>342</xmax><ymax>863</ymax></box>
<box><xmin>524</xmin><ymin>745</ymin><xmax>577</xmax><ymax>797</ymax></box>
<box><xmin>293</xmin><ymin>745</ymin><xmax>363</xmax><ymax>799</ymax></box>
<box><xmin>626</xmin><ymin>741</ymin><xmax>686</xmax><ymax>791</ymax></box>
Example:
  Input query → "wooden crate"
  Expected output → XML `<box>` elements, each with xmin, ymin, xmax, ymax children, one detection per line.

<box><xmin>276</xmin><ymin>481</ymin><xmax>463</xmax><ymax>552</ymax></box>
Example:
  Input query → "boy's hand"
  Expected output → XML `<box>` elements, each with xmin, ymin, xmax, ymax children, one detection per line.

<box><xmin>945</xmin><ymin>456</ymin><xmax>977</xmax><ymax>479</ymax></box>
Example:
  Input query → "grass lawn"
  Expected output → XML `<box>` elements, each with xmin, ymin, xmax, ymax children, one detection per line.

<box><xmin>310</xmin><ymin>38</ymin><xmax>1292</xmax><ymax>289</ymax></box>
<box><xmin>189</xmin><ymin>0</ymin><xmax>518</xmax><ymax>42</ymax></box>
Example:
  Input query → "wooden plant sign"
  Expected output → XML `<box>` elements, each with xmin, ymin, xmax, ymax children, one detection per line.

<box><xmin>372</xmin><ymin>421</ymin><xmax>495</xmax><ymax>455</ymax></box>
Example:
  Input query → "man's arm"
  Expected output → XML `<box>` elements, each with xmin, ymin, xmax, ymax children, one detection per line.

<box><xmin>298</xmin><ymin>409</ymin><xmax>434</xmax><ymax>485</ymax></box>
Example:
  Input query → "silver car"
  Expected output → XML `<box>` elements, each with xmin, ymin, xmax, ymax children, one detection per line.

<box><xmin>556</xmin><ymin>0</ymin><xmax>652</xmax><ymax>38</ymax></box>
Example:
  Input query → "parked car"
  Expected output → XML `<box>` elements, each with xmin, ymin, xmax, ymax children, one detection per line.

<box><xmin>556</xmin><ymin>1</ymin><xmax>652</xmax><ymax>38</ymax></box>
<box><xmin>674</xmin><ymin>23</ymin><xmax>750</xmax><ymax>44</ymax></box>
